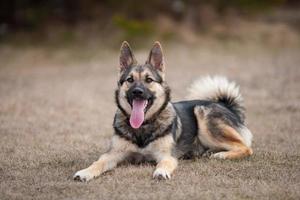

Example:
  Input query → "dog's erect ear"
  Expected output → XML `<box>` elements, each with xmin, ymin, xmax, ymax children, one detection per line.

<box><xmin>120</xmin><ymin>41</ymin><xmax>136</xmax><ymax>70</ymax></box>
<box><xmin>146</xmin><ymin>41</ymin><xmax>164</xmax><ymax>71</ymax></box>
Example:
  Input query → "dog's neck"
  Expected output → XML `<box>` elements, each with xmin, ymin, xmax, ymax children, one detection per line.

<box><xmin>113</xmin><ymin>103</ymin><xmax>177</xmax><ymax>148</ymax></box>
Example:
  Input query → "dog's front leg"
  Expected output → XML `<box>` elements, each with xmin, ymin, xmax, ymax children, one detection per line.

<box><xmin>73</xmin><ymin>136</ymin><xmax>135</xmax><ymax>182</ymax></box>
<box><xmin>153</xmin><ymin>156</ymin><xmax>178</xmax><ymax>180</ymax></box>
<box><xmin>150</xmin><ymin>135</ymin><xmax>178</xmax><ymax>180</ymax></box>
<box><xmin>73</xmin><ymin>151</ymin><xmax>125</xmax><ymax>182</ymax></box>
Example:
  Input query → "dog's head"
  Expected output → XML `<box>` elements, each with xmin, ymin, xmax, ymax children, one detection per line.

<box><xmin>115</xmin><ymin>41</ymin><xmax>170</xmax><ymax>129</ymax></box>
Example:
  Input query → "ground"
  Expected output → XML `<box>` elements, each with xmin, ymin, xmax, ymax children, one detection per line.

<box><xmin>0</xmin><ymin>40</ymin><xmax>300</xmax><ymax>200</ymax></box>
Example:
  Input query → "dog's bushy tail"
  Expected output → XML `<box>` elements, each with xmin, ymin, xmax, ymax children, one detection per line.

<box><xmin>187</xmin><ymin>76</ymin><xmax>245</xmax><ymax>122</ymax></box>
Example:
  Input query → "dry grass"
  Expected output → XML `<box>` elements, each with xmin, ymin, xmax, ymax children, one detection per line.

<box><xmin>0</xmin><ymin>40</ymin><xmax>300</xmax><ymax>200</ymax></box>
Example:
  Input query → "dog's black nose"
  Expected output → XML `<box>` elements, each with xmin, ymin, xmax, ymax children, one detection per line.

<box><xmin>132</xmin><ymin>88</ymin><xmax>144</xmax><ymax>96</ymax></box>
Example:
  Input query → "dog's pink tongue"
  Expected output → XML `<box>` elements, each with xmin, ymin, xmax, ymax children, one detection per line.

<box><xmin>130</xmin><ymin>100</ymin><xmax>147</xmax><ymax>129</ymax></box>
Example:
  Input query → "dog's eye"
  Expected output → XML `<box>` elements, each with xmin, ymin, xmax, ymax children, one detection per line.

<box><xmin>146</xmin><ymin>77</ymin><xmax>153</xmax><ymax>83</ymax></box>
<box><xmin>126</xmin><ymin>77</ymin><xmax>134</xmax><ymax>83</ymax></box>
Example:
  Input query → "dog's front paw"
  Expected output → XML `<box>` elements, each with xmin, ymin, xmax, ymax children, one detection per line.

<box><xmin>210</xmin><ymin>151</ymin><xmax>227</xmax><ymax>159</ymax></box>
<box><xmin>73</xmin><ymin>168</ymin><xmax>95</xmax><ymax>182</ymax></box>
<box><xmin>153</xmin><ymin>168</ymin><xmax>171</xmax><ymax>180</ymax></box>
<box><xmin>202</xmin><ymin>150</ymin><xmax>214</xmax><ymax>158</ymax></box>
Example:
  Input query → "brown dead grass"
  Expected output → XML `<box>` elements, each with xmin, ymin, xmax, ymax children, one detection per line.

<box><xmin>0</xmin><ymin>40</ymin><xmax>300</xmax><ymax>200</ymax></box>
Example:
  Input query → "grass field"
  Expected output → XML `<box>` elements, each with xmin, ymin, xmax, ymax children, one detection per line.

<box><xmin>0</xmin><ymin>40</ymin><xmax>300</xmax><ymax>200</ymax></box>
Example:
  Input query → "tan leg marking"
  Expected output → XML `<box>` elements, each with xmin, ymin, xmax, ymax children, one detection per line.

<box><xmin>153</xmin><ymin>156</ymin><xmax>178</xmax><ymax>179</ymax></box>
<box><xmin>74</xmin><ymin>136</ymin><xmax>136</xmax><ymax>182</ymax></box>
<box><xmin>194</xmin><ymin>106</ymin><xmax>253</xmax><ymax>160</ymax></box>
<box><xmin>145</xmin><ymin>135</ymin><xmax>178</xmax><ymax>180</ymax></box>
<box><xmin>212</xmin><ymin>123</ymin><xmax>253</xmax><ymax>159</ymax></box>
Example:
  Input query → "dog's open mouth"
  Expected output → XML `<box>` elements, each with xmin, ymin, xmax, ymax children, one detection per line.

<box><xmin>129</xmin><ymin>99</ymin><xmax>148</xmax><ymax>129</ymax></box>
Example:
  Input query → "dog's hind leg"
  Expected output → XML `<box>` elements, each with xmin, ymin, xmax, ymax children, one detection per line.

<box><xmin>194</xmin><ymin>106</ymin><xmax>253</xmax><ymax>159</ymax></box>
<box><xmin>73</xmin><ymin>135</ymin><xmax>136</xmax><ymax>182</ymax></box>
<box><xmin>209</xmin><ymin>125</ymin><xmax>253</xmax><ymax>159</ymax></box>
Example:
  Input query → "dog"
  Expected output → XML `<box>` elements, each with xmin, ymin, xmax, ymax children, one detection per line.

<box><xmin>73</xmin><ymin>41</ymin><xmax>253</xmax><ymax>181</ymax></box>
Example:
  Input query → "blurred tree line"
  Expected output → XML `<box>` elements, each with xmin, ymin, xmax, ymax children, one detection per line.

<box><xmin>0</xmin><ymin>0</ymin><xmax>299</xmax><ymax>43</ymax></box>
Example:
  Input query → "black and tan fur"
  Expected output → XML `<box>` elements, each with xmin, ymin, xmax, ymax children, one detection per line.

<box><xmin>74</xmin><ymin>41</ymin><xmax>253</xmax><ymax>181</ymax></box>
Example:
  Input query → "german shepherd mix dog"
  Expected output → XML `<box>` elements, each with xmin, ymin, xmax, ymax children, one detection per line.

<box><xmin>74</xmin><ymin>42</ymin><xmax>253</xmax><ymax>181</ymax></box>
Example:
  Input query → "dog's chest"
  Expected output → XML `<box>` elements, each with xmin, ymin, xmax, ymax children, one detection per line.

<box><xmin>114</xmin><ymin>123</ymin><xmax>158</xmax><ymax>148</ymax></box>
<box><xmin>114</xmin><ymin>120</ymin><xmax>174</xmax><ymax>149</ymax></box>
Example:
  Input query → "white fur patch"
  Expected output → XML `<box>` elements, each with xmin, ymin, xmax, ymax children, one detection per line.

<box><xmin>210</xmin><ymin>152</ymin><xmax>227</xmax><ymax>159</ymax></box>
<box><xmin>187</xmin><ymin>76</ymin><xmax>243</xmax><ymax>105</ymax></box>
<box><xmin>239</xmin><ymin>125</ymin><xmax>253</xmax><ymax>147</ymax></box>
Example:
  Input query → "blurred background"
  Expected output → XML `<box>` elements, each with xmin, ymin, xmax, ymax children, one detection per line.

<box><xmin>0</xmin><ymin>0</ymin><xmax>300</xmax><ymax>47</ymax></box>
<box><xmin>1</xmin><ymin>1</ymin><xmax>300</xmax><ymax>199</ymax></box>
